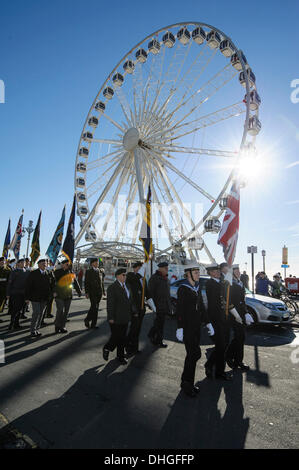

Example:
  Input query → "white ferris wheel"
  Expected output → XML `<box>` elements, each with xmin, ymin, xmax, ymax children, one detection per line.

<box><xmin>74</xmin><ymin>22</ymin><xmax>261</xmax><ymax>263</ymax></box>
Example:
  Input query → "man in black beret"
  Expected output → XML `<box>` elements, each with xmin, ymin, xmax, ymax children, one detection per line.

<box><xmin>147</xmin><ymin>262</ymin><xmax>171</xmax><ymax>348</ymax></box>
<box><xmin>84</xmin><ymin>257</ymin><xmax>103</xmax><ymax>329</ymax></box>
<box><xmin>103</xmin><ymin>268</ymin><xmax>133</xmax><ymax>365</ymax></box>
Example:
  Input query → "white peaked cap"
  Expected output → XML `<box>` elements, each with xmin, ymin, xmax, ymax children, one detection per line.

<box><xmin>184</xmin><ymin>262</ymin><xmax>200</xmax><ymax>272</ymax></box>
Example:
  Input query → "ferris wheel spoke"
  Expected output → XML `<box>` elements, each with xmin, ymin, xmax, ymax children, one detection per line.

<box><xmin>147</xmin><ymin>148</ymin><xmax>215</xmax><ymax>201</ymax></box>
<box><xmin>163</xmin><ymin>63</ymin><xmax>238</xmax><ymax>124</ymax></box>
<box><xmin>153</xmin><ymin>144</ymin><xmax>237</xmax><ymax>158</ymax></box>
<box><xmin>75</xmin><ymin>153</ymin><xmax>129</xmax><ymax>244</ymax></box>
<box><xmin>202</xmin><ymin>241</ymin><xmax>217</xmax><ymax>263</ymax></box>
<box><xmin>143</xmin><ymin>150</ymin><xmax>185</xmax><ymax>235</ymax></box>
<box><xmin>160</xmin><ymin>164</ymin><xmax>199</xmax><ymax>235</ymax></box>
<box><xmin>149</xmin><ymin>180</ymin><xmax>176</xmax><ymax>249</ymax></box>
<box><xmin>101</xmin><ymin>113</ymin><xmax>126</xmax><ymax>132</ymax></box>
<box><xmin>158</xmin><ymin>106</ymin><xmax>244</xmax><ymax>144</ymax></box>
<box><xmin>166</xmin><ymin>101</ymin><xmax>245</xmax><ymax>138</ymax></box>
<box><xmin>159</xmin><ymin>45</ymin><xmax>218</xmax><ymax>117</ymax></box>
<box><xmin>86</xmin><ymin>149</ymin><xmax>123</xmax><ymax>168</ymax></box>
<box><xmin>116</xmin><ymin>178</ymin><xmax>138</xmax><ymax>241</ymax></box>
<box><xmin>155</xmin><ymin>164</ymin><xmax>191</xmax><ymax>236</ymax></box>
<box><xmin>92</xmin><ymin>138</ymin><xmax>123</xmax><ymax>146</ymax></box>
<box><xmin>144</xmin><ymin>40</ymin><xmax>188</xmax><ymax>123</ymax></box>
<box><xmin>114</xmin><ymin>86</ymin><xmax>135</xmax><ymax>128</ymax></box>
<box><xmin>98</xmin><ymin>164</ymin><xmax>132</xmax><ymax>241</ymax></box>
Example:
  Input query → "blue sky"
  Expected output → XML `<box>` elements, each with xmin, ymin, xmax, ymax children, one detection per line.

<box><xmin>0</xmin><ymin>0</ymin><xmax>298</xmax><ymax>277</ymax></box>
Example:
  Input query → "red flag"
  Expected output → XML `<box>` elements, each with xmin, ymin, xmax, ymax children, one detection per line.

<box><xmin>217</xmin><ymin>182</ymin><xmax>240</xmax><ymax>266</ymax></box>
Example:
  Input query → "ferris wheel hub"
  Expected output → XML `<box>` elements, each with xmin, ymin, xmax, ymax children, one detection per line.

<box><xmin>123</xmin><ymin>127</ymin><xmax>140</xmax><ymax>151</ymax></box>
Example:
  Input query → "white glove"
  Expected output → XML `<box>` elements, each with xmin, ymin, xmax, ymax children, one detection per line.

<box><xmin>206</xmin><ymin>323</ymin><xmax>215</xmax><ymax>336</ymax></box>
<box><xmin>146</xmin><ymin>298</ymin><xmax>156</xmax><ymax>312</ymax></box>
<box><xmin>230</xmin><ymin>308</ymin><xmax>243</xmax><ymax>324</ymax></box>
<box><xmin>245</xmin><ymin>313</ymin><xmax>254</xmax><ymax>325</ymax></box>
<box><xmin>176</xmin><ymin>328</ymin><xmax>183</xmax><ymax>342</ymax></box>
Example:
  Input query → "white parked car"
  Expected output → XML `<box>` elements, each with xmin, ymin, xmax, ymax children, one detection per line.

<box><xmin>170</xmin><ymin>276</ymin><xmax>291</xmax><ymax>324</ymax></box>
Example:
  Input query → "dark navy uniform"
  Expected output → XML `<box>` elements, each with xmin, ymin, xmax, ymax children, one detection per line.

<box><xmin>226</xmin><ymin>277</ymin><xmax>247</xmax><ymax>367</ymax></box>
<box><xmin>125</xmin><ymin>270</ymin><xmax>148</xmax><ymax>355</ymax></box>
<box><xmin>205</xmin><ymin>277</ymin><xmax>231</xmax><ymax>377</ymax></box>
<box><xmin>148</xmin><ymin>269</ymin><xmax>171</xmax><ymax>345</ymax></box>
<box><xmin>177</xmin><ymin>280</ymin><xmax>207</xmax><ymax>391</ymax></box>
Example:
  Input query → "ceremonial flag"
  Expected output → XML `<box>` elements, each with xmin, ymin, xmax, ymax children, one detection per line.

<box><xmin>217</xmin><ymin>181</ymin><xmax>240</xmax><ymax>267</ymax></box>
<box><xmin>10</xmin><ymin>211</ymin><xmax>24</xmax><ymax>260</ymax></box>
<box><xmin>139</xmin><ymin>185</ymin><xmax>152</xmax><ymax>262</ymax></box>
<box><xmin>30</xmin><ymin>211</ymin><xmax>42</xmax><ymax>266</ymax></box>
<box><xmin>62</xmin><ymin>195</ymin><xmax>76</xmax><ymax>264</ymax></box>
<box><xmin>46</xmin><ymin>206</ymin><xmax>66</xmax><ymax>264</ymax></box>
<box><xmin>2</xmin><ymin>219</ymin><xmax>11</xmax><ymax>259</ymax></box>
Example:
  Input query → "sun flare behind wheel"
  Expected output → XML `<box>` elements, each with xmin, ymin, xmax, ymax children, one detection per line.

<box><xmin>74</xmin><ymin>22</ymin><xmax>261</xmax><ymax>263</ymax></box>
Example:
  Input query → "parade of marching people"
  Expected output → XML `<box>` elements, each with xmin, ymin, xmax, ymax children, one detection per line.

<box><xmin>1</xmin><ymin>191</ymin><xmax>297</xmax><ymax>400</ymax></box>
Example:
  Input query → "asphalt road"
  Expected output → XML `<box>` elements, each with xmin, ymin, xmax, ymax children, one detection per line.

<box><xmin>0</xmin><ymin>296</ymin><xmax>298</xmax><ymax>449</ymax></box>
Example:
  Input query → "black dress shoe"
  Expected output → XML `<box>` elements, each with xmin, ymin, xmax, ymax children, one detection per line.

<box><xmin>84</xmin><ymin>319</ymin><xmax>90</xmax><ymax>329</ymax></box>
<box><xmin>103</xmin><ymin>348</ymin><xmax>109</xmax><ymax>361</ymax></box>
<box><xmin>46</xmin><ymin>313</ymin><xmax>54</xmax><ymax>319</ymax></box>
<box><xmin>20</xmin><ymin>314</ymin><xmax>28</xmax><ymax>319</ymax></box>
<box><xmin>215</xmin><ymin>373</ymin><xmax>232</xmax><ymax>381</ymax></box>
<box><xmin>237</xmin><ymin>363</ymin><xmax>250</xmax><ymax>371</ymax></box>
<box><xmin>91</xmin><ymin>325</ymin><xmax>99</xmax><ymax>329</ymax></box>
<box><xmin>55</xmin><ymin>327</ymin><xmax>60</xmax><ymax>334</ymax></box>
<box><xmin>205</xmin><ymin>365</ymin><xmax>213</xmax><ymax>378</ymax></box>
<box><xmin>193</xmin><ymin>384</ymin><xmax>200</xmax><ymax>394</ymax></box>
<box><xmin>158</xmin><ymin>342</ymin><xmax>168</xmax><ymax>348</ymax></box>
<box><xmin>226</xmin><ymin>358</ymin><xmax>237</xmax><ymax>369</ymax></box>
<box><xmin>60</xmin><ymin>328</ymin><xmax>68</xmax><ymax>333</ymax></box>
<box><xmin>118</xmin><ymin>358</ymin><xmax>128</xmax><ymax>365</ymax></box>
<box><xmin>30</xmin><ymin>332</ymin><xmax>39</xmax><ymax>338</ymax></box>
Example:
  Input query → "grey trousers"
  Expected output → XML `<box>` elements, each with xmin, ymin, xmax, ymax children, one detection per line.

<box><xmin>55</xmin><ymin>298</ymin><xmax>72</xmax><ymax>329</ymax></box>
<box><xmin>31</xmin><ymin>301</ymin><xmax>47</xmax><ymax>334</ymax></box>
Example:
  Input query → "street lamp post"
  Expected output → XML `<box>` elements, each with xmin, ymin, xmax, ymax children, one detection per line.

<box><xmin>247</xmin><ymin>246</ymin><xmax>258</xmax><ymax>293</ymax></box>
<box><xmin>23</xmin><ymin>220</ymin><xmax>34</xmax><ymax>258</ymax></box>
<box><xmin>261</xmin><ymin>250</ymin><xmax>266</xmax><ymax>272</ymax></box>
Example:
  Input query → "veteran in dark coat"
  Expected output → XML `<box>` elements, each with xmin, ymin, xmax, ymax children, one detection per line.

<box><xmin>7</xmin><ymin>259</ymin><xmax>30</xmax><ymax>330</ymax></box>
<box><xmin>25</xmin><ymin>259</ymin><xmax>52</xmax><ymax>338</ymax></box>
<box><xmin>226</xmin><ymin>265</ymin><xmax>253</xmax><ymax>371</ymax></box>
<box><xmin>84</xmin><ymin>257</ymin><xmax>103</xmax><ymax>329</ymax></box>
<box><xmin>204</xmin><ymin>263</ymin><xmax>232</xmax><ymax>381</ymax></box>
<box><xmin>147</xmin><ymin>262</ymin><xmax>171</xmax><ymax>348</ymax></box>
<box><xmin>0</xmin><ymin>257</ymin><xmax>10</xmax><ymax>315</ymax></box>
<box><xmin>176</xmin><ymin>264</ymin><xmax>207</xmax><ymax>397</ymax></box>
<box><xmin>53</xmin><ymin>259</ymin><xmax>82</xmax><ymax>333</ymax></box>
<box><xmin>103</xmin><ymin>268</ymin><xmax>133</xmax><ymax>365</ymax></box>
